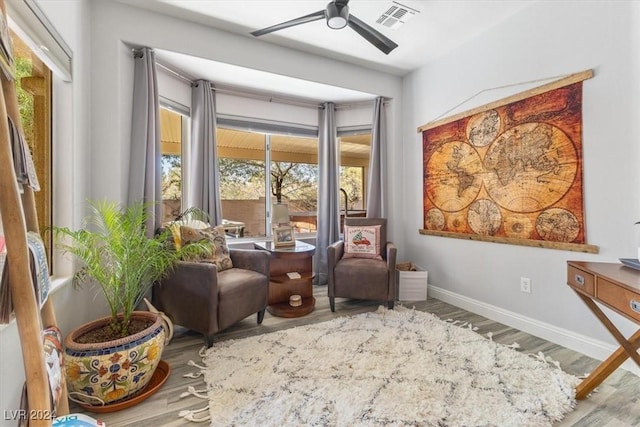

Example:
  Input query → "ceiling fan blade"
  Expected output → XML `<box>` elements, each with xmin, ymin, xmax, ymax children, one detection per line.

<box><xmin>251</xmin><ymin>10</ymin><xmax>325</xmax><ymax>37</ymax></box>
<box><xmin>347</xmin><ymin>14</ymin><xmax>398</xmax><ymax>55</ymax></box>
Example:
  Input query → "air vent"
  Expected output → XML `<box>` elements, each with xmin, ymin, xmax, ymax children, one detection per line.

<box><xmin>376</xmin><ymin>1</ymin><xmax>419</xmax><ymax>30</ymax></box>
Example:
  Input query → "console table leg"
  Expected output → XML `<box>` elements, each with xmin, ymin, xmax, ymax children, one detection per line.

<box><xmin>574</xmin><ymin>325</ymin><xmax>640</xmax><ymax>399</ymax></box>
<box><xmin>577</xmin><ymin>292</ymin><xmax>640</xmax><ymax>366</ymax></box>
<box><xmin>574</xmin><ymin>292</ymin><xmax>640</xmax><ymax>399</ymax></box>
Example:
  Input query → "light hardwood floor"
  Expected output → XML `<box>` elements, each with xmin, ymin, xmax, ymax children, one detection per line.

<box><xmin>73</xmin><ymin>287</ymin><xmax>640</xmax><ymax>426</ymax></box>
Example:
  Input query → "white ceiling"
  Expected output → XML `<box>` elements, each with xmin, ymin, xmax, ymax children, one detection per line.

<box><xmin>118</xmin><ymin>0</ymin><xmax>534</xmax><ymax>103</ymax></box>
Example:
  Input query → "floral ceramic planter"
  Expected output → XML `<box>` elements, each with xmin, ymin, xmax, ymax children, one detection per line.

<box><xmin>64</xmin><ymin>311</ymin><xmax>166</xmax><ymax>406</ymax></box>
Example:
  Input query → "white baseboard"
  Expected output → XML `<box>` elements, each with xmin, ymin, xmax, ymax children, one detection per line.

<box><xmin>428</xmin><ymin>285</ymin><xmax>640</xmax><ymax>377</ymax></box>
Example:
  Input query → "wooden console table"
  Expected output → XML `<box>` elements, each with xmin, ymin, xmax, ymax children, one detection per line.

<box><xmin>567</xmin><ymin>260</ymin><xmax>640</xmax><ymax>399</ymax></box>
<box><xmin>254</xmin><ymin>240</ymin><xmax>315</xmax><ymax>318</ymax></box>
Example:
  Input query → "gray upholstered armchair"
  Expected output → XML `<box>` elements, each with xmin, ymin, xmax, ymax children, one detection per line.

<box><xmin>327</xmin><ymin>218</ymin><xmax>397</xmax><ymax>311</ymax></box>
<box><xmin>152</xmin><ymin>248</ymin><xmax>270</xmax><ymax>347</ymax></box>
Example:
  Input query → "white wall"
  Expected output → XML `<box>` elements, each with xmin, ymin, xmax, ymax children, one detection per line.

<box><xmin>402</xmin><ymin>1</ymin><xmax>640</xmax><ymax>366</ymax></box>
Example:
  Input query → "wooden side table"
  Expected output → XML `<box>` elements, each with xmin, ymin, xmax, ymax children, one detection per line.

<box><xmin>254</xmin><ymin>240</ymin><xmax>315</xmax><ymax>318</ymax></box>
<box><xmin>566</xmin><ymin>260</ymin><xmax>640</xmax><ymax>399</ymax></box>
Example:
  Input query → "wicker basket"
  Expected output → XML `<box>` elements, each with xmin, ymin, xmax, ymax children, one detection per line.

<box><xmin>396</xmin><ymin>261</ymin><xmax>416</xmax><ymax>271</ymax></box>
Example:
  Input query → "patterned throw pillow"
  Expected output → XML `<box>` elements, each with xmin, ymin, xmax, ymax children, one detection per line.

<box><xmin>180</xmin><ymin>225</ymin><xmax>233</xmax><ymax>271</ymax></box>
<box><xmin>343</xmin><ymin>225</ymin><xmax>382</xmax><ymax>260</ymax></box>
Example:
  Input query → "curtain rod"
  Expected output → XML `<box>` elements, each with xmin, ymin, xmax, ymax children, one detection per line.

<box><xmin>156</xmin><ymin>61</ymin><xmax>193</xmax><ymax>84</ymax></box>
<box><xmin>215</xmin><ymin>85</ymin><xmax>323</xmax><ymax>109</ymax></box>
<box><xmin>156</xmin><ymin>61</ymin><xmax>385</xmax><ymax>110</ymax></box>
<box><xmin>157</xmin><ymin>61</ymin><xmax>320</xmax><ymax>108</ymax></box>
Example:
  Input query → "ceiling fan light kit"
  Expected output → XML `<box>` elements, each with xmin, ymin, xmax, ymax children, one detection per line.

<box><xmin>326</xmin><ymin>2</ymin><xmax>349</xmax><ymax>29</ymax></box>
<box><xmin>251</xmin><ymin>0</ymin><xmax>398</xmax><ymax>55</ymax></box>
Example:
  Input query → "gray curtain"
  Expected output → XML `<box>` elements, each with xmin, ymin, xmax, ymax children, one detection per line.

<box><xmin>314</xmin><ymin>102</ymin><xmax>340</xmax><ymax>285</ymax></box>
<box><xmin>128</xmin><ymin>47</ymin><xmax>161</xmax><ymax>237</ymax></box>
<box><xmin>189</xmin><ymin>80</ymin><xmax>223</xmax><ymax>225</ymax></box>
<box><xmin>366</xmin><ymin>96</ymin><xmax>387</xmax><ymax>218</ymax></box>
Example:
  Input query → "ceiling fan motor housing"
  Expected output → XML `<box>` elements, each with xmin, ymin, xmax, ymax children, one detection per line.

<box><xmin>326</xmin><ymin>2</ymin><xmax>349</xmax><ymax>29</ymax></box>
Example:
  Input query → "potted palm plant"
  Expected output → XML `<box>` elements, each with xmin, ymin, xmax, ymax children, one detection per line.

<box><xmin>51</xmin><ymin>200</ymin><xmax>209</xmax><ymax>407</ymax></box>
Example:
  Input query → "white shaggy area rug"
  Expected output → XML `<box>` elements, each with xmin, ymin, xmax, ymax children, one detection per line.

<box><xmin>180</xmin><ymin>306</ymin><xmax>578</xmax><ymax>426</ymax></box>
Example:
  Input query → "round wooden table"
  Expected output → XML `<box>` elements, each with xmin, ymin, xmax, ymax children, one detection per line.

<box><xmin>254</xmin><ymin>240</ymin><xmax>315</xmax><ymax>318</ymax></box>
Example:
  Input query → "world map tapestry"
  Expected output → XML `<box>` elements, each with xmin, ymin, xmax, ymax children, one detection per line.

<box><xmin>419</xmin><ymin>72</ymin><xmax>596</xmax><ymax>252</ymax></box>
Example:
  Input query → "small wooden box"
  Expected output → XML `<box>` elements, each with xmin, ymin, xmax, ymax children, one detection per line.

<box><xmin>397</xmin><ymin>269</ymin><xmax>428</xmax><ymax>301</ymax></box>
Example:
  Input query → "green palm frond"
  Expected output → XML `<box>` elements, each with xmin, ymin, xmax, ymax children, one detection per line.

<box><xmin>51</xmin><ymin>200</ymin><xmax>210</xmax><ymax>337</ymax></box>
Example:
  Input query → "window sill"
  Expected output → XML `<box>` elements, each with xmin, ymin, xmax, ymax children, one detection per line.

<box><xmin>0</xmin><ymin>276</ymin><xmax>71</xmax><ymax>332</ymax></box>
<box><xmin>227</xmin><ymin>232</ymin><xmax>317</xmax><ymax>247</ymax></box>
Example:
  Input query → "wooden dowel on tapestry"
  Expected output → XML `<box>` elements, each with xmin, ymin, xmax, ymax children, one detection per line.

<box><xmin>418</xmin><ymin>229</ymin><xmax>599</xmax><ymax>254</ymax></box>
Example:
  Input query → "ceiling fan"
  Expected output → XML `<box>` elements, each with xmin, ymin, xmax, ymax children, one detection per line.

<box><xmin>250</xmin><ymin>0</ymin><xmax>399</xmax><ymax>55</ymax></box>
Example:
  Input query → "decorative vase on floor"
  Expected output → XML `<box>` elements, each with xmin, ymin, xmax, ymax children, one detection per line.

<box><xmin>64</xmin><ymin>311</ymin><xmax>166</xmax><ymax>406</ymax></box>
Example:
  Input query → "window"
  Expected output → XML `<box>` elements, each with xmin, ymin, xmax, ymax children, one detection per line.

<box><xmin>339</xmin><ymin>133</ymin><xmax>371</xmax><ymax>215</ymax></box>
<box><xmin>11</xmin><ymin>29</ymin><xmax>53</xmax><ymax>261</ymax></box>
<box><xmin>160</xmin><ymin>107</ymin><xmax>184</xmax><ymax>222</ymax></box>
<box><xmin>217</xmin><ymin>128</ymin><xmax>267</xmax><ymax>237</ymax></box>
<box><xmin>215</xmin><ymin>125</ymin><xmax>372</xmax><ymax>237</ymax></box>
<box><xmin>159</xmin><ymin>111</ymin><xmax>371</xmax><ymax>239</ymax></box>
<box><xmin>271</xmin><ymin>134</ymin><xmax>319</xmax><ymax>234</ymax></box>
<box><xmin>217</xmin><ymin>128</ymin><xmax>319</xmax><ymax>238</ymax></box>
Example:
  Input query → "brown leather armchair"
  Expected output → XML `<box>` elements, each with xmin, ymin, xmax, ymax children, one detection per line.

<box><xmin>327</xmin><ymin>218</ymin><xmax>397</xmax><ymax>311</ymax></box>
<box><xmin>152</xmin><ymin>248</ymin><xmax>270</xmax><ymax>347</ymax></box>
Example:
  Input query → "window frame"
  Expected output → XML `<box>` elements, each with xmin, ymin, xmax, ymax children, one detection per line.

<box><xmin>6</xmin><ymin>0</ymin><xmax>72</xmax><ymax>82</ymax></box>
<box><xmin>216</xmin><ymin>125</ymin><xmax>322</xmax><ymax>239</ymax></box>
<box><xmin>9</xmin><ymin>25</ymin><xmax>54</xmax><ymax>267</ymax></box>
<box><xmin>159</xmin><ymin>98</ymin><xmax>190</xmax><ymax>222</ymax></box>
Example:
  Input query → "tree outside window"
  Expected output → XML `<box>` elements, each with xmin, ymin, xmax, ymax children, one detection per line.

<box><xmin>160</xmin><ymin>124</ymin><xmax>370</xmax><ymax>237</ymax></box>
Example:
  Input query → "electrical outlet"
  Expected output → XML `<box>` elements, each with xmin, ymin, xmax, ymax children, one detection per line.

<box><xmin>520</xmin><ymin>277</ymin><xmax>532</xmax><ymax>293</ymax></box>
